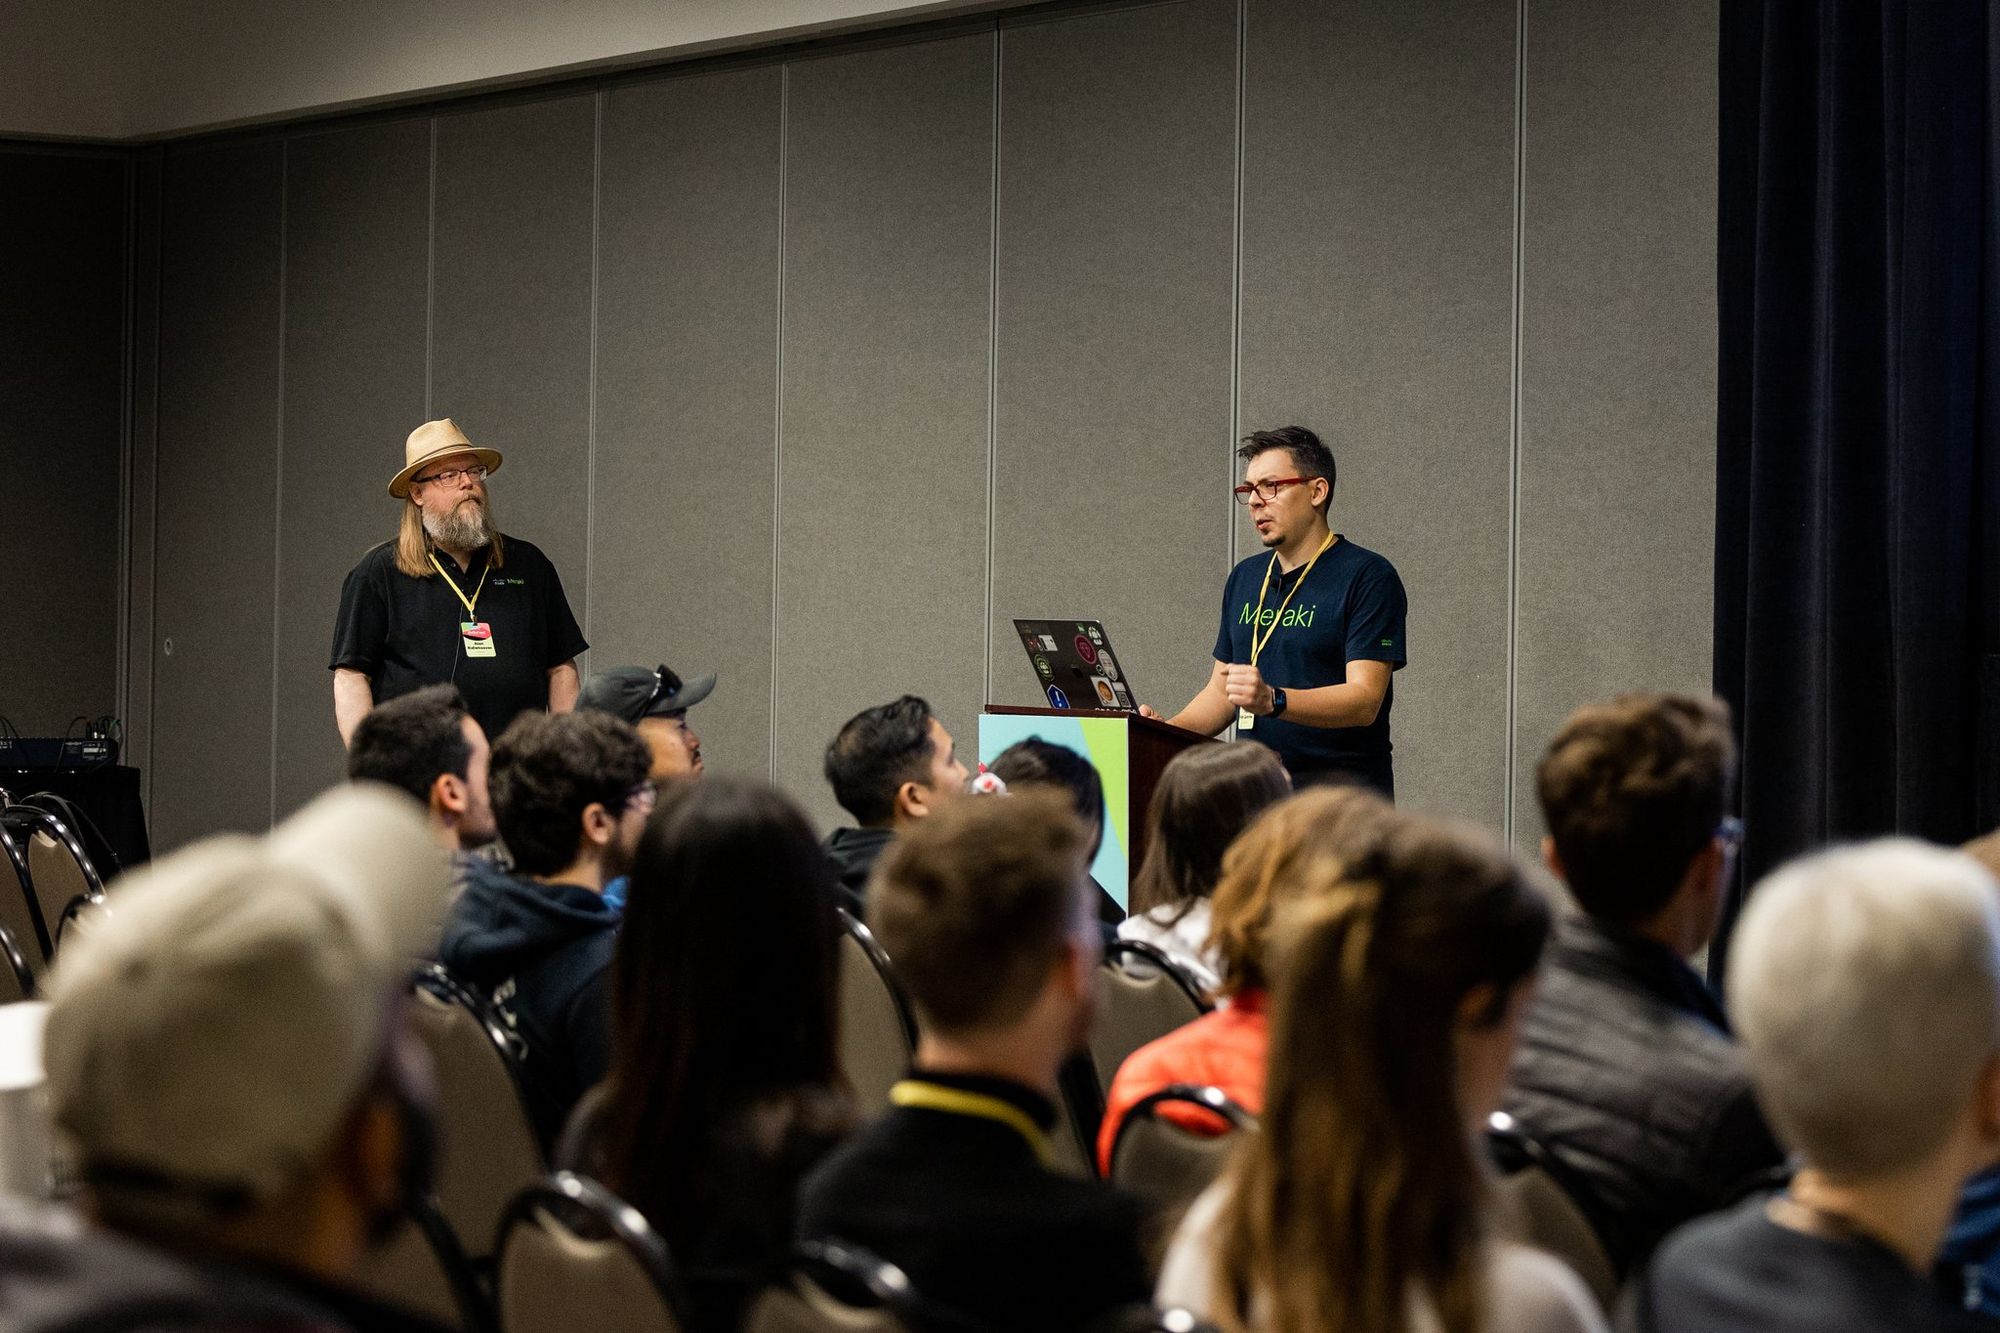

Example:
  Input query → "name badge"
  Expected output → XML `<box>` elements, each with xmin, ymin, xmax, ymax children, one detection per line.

<box><xmin>461</xmin><ymin>621</ymin><xmax>497</xmax><ymax>658</ymax></box>
<box><xmin>1237</xmin><ymin>708</ymin><xmax>1255</xmax><ymax>731</ymax></box>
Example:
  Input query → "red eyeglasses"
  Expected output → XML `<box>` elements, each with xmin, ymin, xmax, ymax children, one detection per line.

<box><xmin>1232</xmin><ymin>477</ymin><xmax>1312</xmax><ymax>505</ymax></box>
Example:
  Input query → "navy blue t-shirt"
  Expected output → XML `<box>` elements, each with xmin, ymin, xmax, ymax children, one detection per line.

<box><xmin>1211</xmin><ymin>535</ymin><xmax>1407</xmax><ymax>780</ymax></box>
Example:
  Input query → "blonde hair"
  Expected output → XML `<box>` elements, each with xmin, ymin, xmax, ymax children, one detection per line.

<box><xmin>394</xmin><ymin>498</ymin><xmax>505</xmax><ymax>578</ymax></box>
<box><xmin>1210</xmin><ymin>816</ymin><xmax>1552</xmax><ymax>1333</ymax></box>
<box><xmin>1204</xmin><ymin>786</ymin><xmax>1397</xmax><ymax>999</ymax></box>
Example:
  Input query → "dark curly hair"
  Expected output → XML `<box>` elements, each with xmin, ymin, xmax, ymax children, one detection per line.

<box><xmin>490</xmin><ymin>710</ymin><xmax>652</xmax><ymax>876</ymax></box>
<box><xmin>1536</xmin><ymin>692</ymin><xmax>1736</xmax><ymax>924</ymax></box>
<box><xmin>824</xmin><ymin>695</ymin><xmax>938</xmax><ymax>827</ymax></box>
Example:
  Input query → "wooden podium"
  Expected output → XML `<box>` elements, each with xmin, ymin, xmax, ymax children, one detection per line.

<box><xmin>978</xmin><ymin>706</ymin><xmax>1214</xmax><ymax>910</ymax></box>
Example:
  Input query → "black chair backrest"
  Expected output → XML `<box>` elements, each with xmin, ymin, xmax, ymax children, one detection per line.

<box><xmin>835</xmin><ymin>910</ymin><xmax>918</xmax><ymax>1114</ymax></box>
<box><xmin>1486</xmin><ymin>1112</ymin><xmax>1619</xmax><ymax>1311</ymax></box>
<box><xmin>1089</xmin><ymin>940</ymin><xmax>1211</xmax><ymax>1097</ymax></box>
<box><xmin>744</xmin><ymin>1239</ymin><xmax>923</xmax><ymax>1333</ymax></box>
<box><xmin>409</xmin><ymin>964</ymin><xmax>548</xmax><ymax>1262</ymax></box>
<box><xmin>8</xmin><ymin>805</ymin><xmax>105</xmax><ymax>964</ymax></box>
<box><xmin>1108</xmin><ymin>1084</ymin><xmax>1255</xmax><ymax>1214</ymax></box>
<box><xmin>0</xmin><ymin>921</ymin><xmax>33</xmax><ymax>1003</ymax></box>
<box><xmin>495</xmin><ymin>1171</ymin><xmax>689</xmax><ymax>1333</ymax></box>
<box><xmin>356</xmin><ymin>1192</ymin><xmax>496</xmax><ymax>1333</ymax></box>
<box><xmin>1087</xmin><ymin>1308</ymin><xmax>1226</xmax><ymax>1333</ymax></box>
<box><xmin>0</xmin><ymin>818</ymin><xmax>51</xmax><ymax>970</ymax></box>
<box><xmin>18</xmin><ymin>792</ymin><xmax>121</xmax><ymax>881</ymax></box>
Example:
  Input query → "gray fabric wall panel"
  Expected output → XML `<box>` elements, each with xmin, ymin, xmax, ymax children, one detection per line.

<box><xmin>595</xmin><ymin>69</ymin><xmax>782</xmax><ymax>782</ymax></box>
<box><xmin>151</xmin><ymin>143</ymin><xmax>284</xmax><ymax>849</ymax></box>
<box><xmin>1237</xmin><ymin>0</ymin><xmax>1516</xmax><ymax>825</ymax></box>
<box><xmin>989</xmin><ymin>0</ymin><xmax>1236</xmax><ymax>722</ymax></box>
<box><xmin>778</xmin><ymin>36</ymin><xmax>996</xmax><ymax>830</ymax></box>
<box><xmin>0</xmin><ymin>153</ymin><xmax>127</xmax><ymax>738</ymax></box>
<box><xmin>1513</xmin><ymin>0</ymin><xmax>1718</xmax><ymax>843</ymax></box>
<box><xmin>127</xmin><ymin>152</ymin><xmax>164</xmax><ymax>799</ymax></box>
<box><xmin>432</xmin><ymin>94</ymin><xmax>597</xmax><ymax>686</ymax></box>
<box><xmin>275</xmin><ymin>121</ymin><xmax>432</xmax><ymax>819</ymax></box>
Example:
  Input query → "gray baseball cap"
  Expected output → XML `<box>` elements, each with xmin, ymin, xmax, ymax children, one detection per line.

<box><xmin>41</xmin><ymin>784</ymin><xmax>449</xmax><ymax>1206</ymax></box>
<box><xmin>577</xmin><ymin>664</ymin><xmax>716</xmax><ymax>724</ymax></box>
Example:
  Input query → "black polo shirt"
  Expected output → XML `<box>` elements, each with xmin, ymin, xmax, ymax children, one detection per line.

<box><xmin>329</xmin><ymin>536</ymin><xmax>588</xmax><ymax>744</ymax></box>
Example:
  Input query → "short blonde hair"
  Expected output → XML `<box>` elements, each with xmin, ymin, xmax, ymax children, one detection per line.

<box><xmin>1728</xmin><ymin>839</ymin><xmax>2000</xmax><ymax>1177</ymax></box>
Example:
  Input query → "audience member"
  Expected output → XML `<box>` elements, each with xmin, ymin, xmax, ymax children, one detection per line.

<box><xmin>1097</xmin><ymin>786</ymin><xmax>1395</xmax><ymax>1172</ymax></box>
<box><xmin>3</xmin><ymin>786</ymin><xmax>452</xmax><ymax>1331</ymax></box>
<box><xmin>1118</xmin><ymin>743</ymin><xmax>1292</xmax><ymax>989</ymax></box>
<box><xmin>821</xmin><ymin>695</ymin><xmax>968</xmax><ymax>914</ymax></box>
<box><xmin>345</xmin><ymin>682</ymin><xmax>497</xmax><ymax>858</ymax></box>
<box><xmin>557</xmin><ymin>777</ymin><xmax>851</xmax><ymax>1330</ymax></box>
<box><xmin>1939</xmin><ymin>825</ymin><xmax>2000</xmax><ymax>1316</ymax></box>
<box><xmin>989</xmin><ymin>737</ymin><xmax>1122</xmax><ymax>926</ymax></box>
<box><xmin>1626</xmin><ymin>840</ymin><xmax>2000</xmax><ymax>1333</ymax></box>
<box><xmin>437</xmin><ymin>709</ymin><xmax>653</xmax><ymax>1148</ymax></box>
<box><xmin>577</xmin><ymin>661</ymin><xmax>711</xmax><ymax>780</ymax></box>
<box><xmin>1504</xmin><ymin>692</ymin><xmax>1783</xmax><ymax>1276</ymax></box>
<box><xmin>1156</xmin><ymin>816</ymin><xmax>1605</xmax><ymax>1333</ymax></box>
<box><xmin>796</xmin><ymin>792</ymin><xmax>1151</xmax><ymax>1331</ymax></box>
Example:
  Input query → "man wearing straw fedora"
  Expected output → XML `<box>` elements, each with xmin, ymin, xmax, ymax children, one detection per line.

<box><xmin>330</xmin><ymin>419</ymin><xmax>587</xmax><ymax>749</ymax></box>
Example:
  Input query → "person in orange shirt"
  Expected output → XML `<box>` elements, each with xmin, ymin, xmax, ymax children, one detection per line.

<box><xmin>1096</xmin><ymin>785</ymin><xmax>1399</xmax><ymax>1173</ymax></box>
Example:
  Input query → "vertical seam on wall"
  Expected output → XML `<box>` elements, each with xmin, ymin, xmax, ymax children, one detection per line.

<box><xmin>771</xmin><ymin>65</ymin><xmax>789</xmax><ymax>785</ymax></box>
<box><xmin>1504</xmin><ymin>0</ymin><xmax>1527</xmax><ymax>844</ymax></box>
<box><xmin>1227</xmin><ymin>0</ymin><xmax>1246</xmax><ymax>572</ymax></box>
<box><xmin>116</xmin><ymin>159</ymin><xmax>136</xmax><ymax>733</ymax></box>
<box><xmin>585</xmin><ymin>92</ymin><xmax>603</xmax><ymax>667</ymax></box>
<box><xmin>984</xmin><ymin>28</ymin><xmax>1002</xmax><ymax>707</ymax></box>
<box><xmin>146</xmin><ymin>157</ymin><xmax>164</xmax><ymax>815</ymax></box>
<box><xmin>425</xmin><ymin>116</ymin><xmax>438</xmax><ymax>418</ymax></box>
<box><xmin>271</xmin><ymin>140</ymin><xmax>290</xmax><ymax>829</ymax></box>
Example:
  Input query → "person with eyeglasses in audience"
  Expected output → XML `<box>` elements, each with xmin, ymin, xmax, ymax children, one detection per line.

<box><xmin>821</xmin><ymin>695</ymin><xmax>969</xmax><ymax>915</ymax></box>
<box><xmin>576</xmin><ymin>661</ymin><xmax>713</xmax><ymax>913</ymax></box>
<box><xmin>0</xmin><ymin>786</ymin><xmax>453</xmax><ymax>1331</ymax></box>
<box><xmin>332</xmin><ymin>418</ymin><xmax>587</xmax><ymax>750</ymax></box>
<box><xmin>1503</xmin><ymin>693</ymin><xmax>1783</xmax><ymax>1279</ymax></box>
<box><xmin>557</xmin><ymin>778</ymin><xmax>853</xmax><ymax>1331</ymax></box>
<box><xmin>1097</xmin><ymin>785</ymin><xmax>1396</xmax><ymax>1175</ymax></box>
<box><xmin>1156</xmin><ymin>814</ymin><xmax>1608</xmax><ymax>1333</ymax></box>
<box><xmin>436</xmin><ymin>709</ymin><xmax>653</xmax><ymax>1149</ymax></box>
<box><xmin>1143</xmin><ymin>425</ymin><xmax>1408</xmax><ymax>799</ymax></box>
<box><xmin>796</xmin><ymin>792</ymin><xmax>1152</xmax><ymax>1331</ymax></box>
<box><xmin>1117</xmin><ymin>742</ymin><xmax>1293</xmax><ymax>991</ymax></box>
<box><xmin>1627</xmin><ymin>840</ymin><xmax>2000</xmax><ymax>1333</ymax></box>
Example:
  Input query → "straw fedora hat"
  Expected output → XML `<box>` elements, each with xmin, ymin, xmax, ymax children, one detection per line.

<box><xmin>388</xmin><ymin>419</ymin><xmax>504</xmax><ymax>498</ymax></box>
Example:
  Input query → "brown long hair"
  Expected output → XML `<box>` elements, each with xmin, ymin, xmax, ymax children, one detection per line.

<box><xmin>1204</xmin><ymin>786</ymin><xmax>1397</xmax><ymax>1001</ymax></box>
<box><xmin>394</xmin><ymin>498</ymin><xmax>505</xmax><ymax>577</ymax></box>
<box><xmin>1210</xmin><ymin>816</ymin><xmax>1551</xmax><ymax>1333</ymax></box>
<box><xmin>1129</xmin><ymin>744</ymin><xmax>1291</xmax><ymax>923</ymax></box>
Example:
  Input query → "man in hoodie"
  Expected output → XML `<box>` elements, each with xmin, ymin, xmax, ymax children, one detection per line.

<box><xmin>821</xmin><ymin>695</ymin><xmax>969</xmax><ymax>915</ymax></box>
<box><xmin>0</xmin><ymin>786</ymin><xmax>452</xmax><ymax>1332</ymax></box>
<box><xmin>438</xmin><ymin>708</ymin><xmax>654</xmax><ymax>1148</ymax></box>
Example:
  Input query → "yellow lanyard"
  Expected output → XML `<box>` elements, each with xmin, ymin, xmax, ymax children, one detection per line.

<box><xmin>428</xmin><ymin>551</ymin><xmax>490</xmax><ymax>621</ymax></box>
<box><xmin>889</xmin><ymin>1080</ymin><xmax>1052</xmax><ymax>1165</ymax></box>
<box><xmin>1248</xmin><ymin>531</ymin><xmax>1336</xmax><ymax>666</ymax></box>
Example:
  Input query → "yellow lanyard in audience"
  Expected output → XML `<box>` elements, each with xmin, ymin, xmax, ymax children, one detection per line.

<box><xmin>428</xmin><ymin>551</ymin><xmax>490</xmax><ymax>619</ymax></box>
<box><xmin>1247</xmin><ymin>530</ymin><xmax>1335</xmax><ymax>667</ymax></box>
<box><xmin>889</xmin><ymin>1080</ymin><xmax>1052</xmax><ymax>1166</ymax></box>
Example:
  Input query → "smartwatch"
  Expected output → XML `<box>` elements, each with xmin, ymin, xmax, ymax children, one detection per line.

<box><xmin>1269</xmin><ymin>687</ymin><xmax>1288</xmax><ymax>719</ymax></box>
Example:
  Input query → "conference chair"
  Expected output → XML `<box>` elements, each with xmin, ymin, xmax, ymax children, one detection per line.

<box><xmin>0</xmin><ymin>921</ymin><xmax>33</xmax><ymax>1003</ymax></box>
<box><xmin>1088</xmin><ymin>1308</ymin><xmax>1225</xmax><ymax>1333</ymax></box>
<box><xmin>835</xmin><ymin>910</ymin><xmax>917</xmax><ymax>1114</ymax></box>
<box><xmin>743</xmin><ymin>1240</ymin><xmax>923</xmax><ymax>1333</ymax></box>
<box><xmin>0</xmin><ymin>822</ymin><xmax>48</xmax><ymax>975</ymax></box>
<box><xmin>1108</xmin><ymin>1084</ymin><xmax>1255</xmax><ymax>1214</ymax></box>
<box><xmin>1088</xmin><ymin>941</ymin><xmax>1210</xmax><ymax>1098</ymax></box>
<box><xmin>1486</xmin><ymin>1111</ymin><xmax>1619</xmax><ymax>1311</ymax></box>
<box><xmin>10</xmin><ymin>805</ymin><xmax>105</xmax><ymax>963</ymax></box>
<box><xmin>494</xmin><ymin>1171</ymin><xmax>689</xmax><ymax>1333</ymax></box>
<box><xmin>409</xmin><ymin>964</ymin><xmax>548</xmax><ymax>1265</ymax></box>
<box><xmin>357</xmin><ymin>1193</ymin><xmax>496</xmax><ymax>1333</ymax></box>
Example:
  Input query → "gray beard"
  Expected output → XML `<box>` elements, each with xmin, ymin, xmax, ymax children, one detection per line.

<box><xmin>423</xmin><ymin>498</ymin><xmax>494</xmax><ymax>551</ymax></box>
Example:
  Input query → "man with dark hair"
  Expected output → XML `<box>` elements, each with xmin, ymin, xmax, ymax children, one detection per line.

<box><xmin>1145</xmin><ymin>425</ymin><xmax>1408</xmax><ymax>797</ymax></box>
<box><xmin>437</xmin><ymin>709</ymin><xmax>654</xmax><ymax>1147</ymax></box>
<box><xmin>796</xmin><ymin>793</ymin><xmax>1151</xmax><ymax>1331</ymax></box>
<box><xmin>345</xmin><ymin>683</ymin><xmax>496</xmax><ymax>857</ymax></box>
<box><xmin>1504</xmin><ymin>691</ymin><xmax>1783</xmax><ymax>1278</ymax></box>
<box><xmin>576</xmin><ymin>661</ymin><xmax>712</xmax><ymax>781</ymax></box>
<box><xmin>820</xmin><ymin>695</ymin><xmax>969</xmax><ymax>913</ymax></box>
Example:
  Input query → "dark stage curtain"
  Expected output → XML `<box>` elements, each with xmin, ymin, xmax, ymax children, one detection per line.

<box><xmin>1714</xmin><ymin>0</ymin><xmax>2000</xmax><ymax>965</ymax></box>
